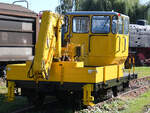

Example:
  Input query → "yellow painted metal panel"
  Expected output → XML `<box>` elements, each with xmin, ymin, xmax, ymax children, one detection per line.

<box><xmin>7</xmin><ymin>61</ymin><xmax>123</xmax><ymax>84</ymax></box>
<box><xmin>105</xmin><ymin>65</ymin><xmax>117</xmax><ymax>81</ymax></box>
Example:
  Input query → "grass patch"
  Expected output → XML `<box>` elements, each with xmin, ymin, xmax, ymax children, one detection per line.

<box><xmin>0</xmin><ymin>88</ymin><xmax>7</xmax><ymax>94</ymax></box>
<box><xmin>0</xmin><ymin>81</ymin><xmax>7</xmax><ymax>94</ymax></box>
<box><xmin>134</xmin><ymin>66</ymin><xmax>150</xmax><ymax>78</ymax></box>
<box><xmin>79</xmin><ymin>90</ymin><xmax>150</xmax><ymax>113</ymax></box>
<box><xmin>0</xmin><ymin>95</ymin><xmax>28</xmax><ymax>113</ymax></box>
<box><xmin>121</xmin><ymin>90</ymin><xmax>150</xmax><ymax>113</ymax></box>
<box><xmin>125</xmin><ymin>66</ymin><xmax>150</xmax><ymax>78</ymax></box>
<box><xmin>0</xmin><ymin>81</ymin><xmax>27</xmax><ymax>113</ymax></box>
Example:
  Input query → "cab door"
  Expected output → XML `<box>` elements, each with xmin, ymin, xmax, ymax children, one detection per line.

<box><xmin>117</xmin><ymin>16</ymin><xmax>124</xmax><ymax>55</ymax></box>
<box><xmin>87</xmin><ymin>15</ymin><xmax>114</xmax><ymax>66</ymax></box>
<box><xmin>115</xmin><ymin>16</ymin><xmax>129</xmax><ymax>62</ymax></box>
<box><xmin>123</xmin><ymin>17</ymin><xmax>129</xmax><ymax>57</ymax></box>
<box><xmin>69</xmin><ymin>15</ymin><xmax>91</xmax><ymax>62</ymax></box>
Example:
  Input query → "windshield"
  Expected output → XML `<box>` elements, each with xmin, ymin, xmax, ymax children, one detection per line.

<box><xmin>73</xmin><ymin>16</ymin><xmax>90</xmax><ymax>33</ymax></box>
<box><xmin>118</xmin><ymin>16</ymin><xmax>123</xmax><ymax>34</ymax></box>
<box><xmin>112</xmin><ymin>16</ymin><xmax>117</xmax><ymax>34</ymax></box>
<box><xmin>92</xmin><ymin>16</ymin><xmax>110</xmax><ymax>33</ymax></box>
<box><xmin>63</xmin><ymin>16</ymin><xmax>68</xmax><ymax>33</ymax></box>
<box><xmin>124</xmin><ymin>17</ymin><xmax>129</xmax><ymax>35</ymax></box>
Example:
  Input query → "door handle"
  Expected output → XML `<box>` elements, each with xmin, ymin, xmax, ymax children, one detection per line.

<box><xmin>88</xmin><ymin>35</ymin><xmax>92</xmax><ymax>52</ymax></box>
<box><xmin>116</xmin><ymin>36</ymin><xmax>121</xmax><ymax>53</ymax></box>
<box><xmin>122</xmin><ymin>37</ymin><xmax>126</xmax><ymax>53</ymax></box>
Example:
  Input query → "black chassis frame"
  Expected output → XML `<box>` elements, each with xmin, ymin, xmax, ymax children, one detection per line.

<box><xmin>8</xmin><ymin>73</ymin><xmax>137</xmax><ymax>96</ymax></box>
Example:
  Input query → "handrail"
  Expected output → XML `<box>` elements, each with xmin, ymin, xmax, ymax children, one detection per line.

<box><xmin>12</xmin><ymin>0</ymin><xmax>29</xmax><ymax>9</ymax></box>
<box><xmin>122</xmin><ymin>37</ymin><xmax>126</xmax><ymax>53</ymax></box>
<box><xmin>88</xmin><ymin>35</ymin><xmax>91</xmax><ymax>52</ymax></box>
<box><xmin>116</xmin><ymin>36</ymin><xmax>121</xmax><ymax>53</ymax></box>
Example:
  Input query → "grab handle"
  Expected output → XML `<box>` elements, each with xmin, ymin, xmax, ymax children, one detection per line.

<box><xmin>116</xmin><ymin>36</ymin><xmax>121</xmax><ymax>53</ymax></box>
<box><xmin>13</xmin><ymin>0</ymin><xmax>29</xmax><ymax>9</ymax></box>
<box><xmin>122</xmin><ymin>37</ymin><xmax>126</xmax><ymax>53</ymax></box>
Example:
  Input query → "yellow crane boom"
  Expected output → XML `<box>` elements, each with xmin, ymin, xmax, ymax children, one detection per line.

<box><xmin>28</xmin><ymin>11</ymin><xmax>63</xmax><ymax>80</ymax></box>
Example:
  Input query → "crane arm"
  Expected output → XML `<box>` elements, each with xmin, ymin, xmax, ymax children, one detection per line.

<box><xmin>28</xmin><ymin>11</ymin><xmax>63</xmax><ymax>80</ymax></box>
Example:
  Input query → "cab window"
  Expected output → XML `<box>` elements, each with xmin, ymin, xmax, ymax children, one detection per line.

<box><xmin>124</xmin><ymin>17</ymin><xmax>129</xmax><ymax>35</ymax></box>
<box><xmin>118</xmin><ymin>16</ymin><xmax>123</xmax><ymax>34</ymax></box>
<box><xmin>112</xmin><ymin>16</ymin><xmax>117</xmax><ymax>34</ymax></box>
<box><xmin>63</xmin><ymin>16</ymin><xmax>68</xmax><ymax>33</ymax></box>
<box><xmin>92</xmin><ymin>16</ymin><xmax>110</xmax><ymax>34</ymax></box>
<box><xmin>72</xmin><ymin>16</ymin><xmax>90</xmax><ymax>33</ymax></box>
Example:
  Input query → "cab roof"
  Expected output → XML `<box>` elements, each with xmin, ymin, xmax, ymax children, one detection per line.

<box><xmin>65</xmin><ymin>11</ymin><xmax>129</xmax><ymax>17</ymax></box>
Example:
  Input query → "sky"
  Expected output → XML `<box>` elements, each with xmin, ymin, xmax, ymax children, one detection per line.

<box><xmin>0</xmin><ymin>0</ymin><xmax>150</xmax><ymax>13</ymax></box>
<box><xmin>0</xmin><ymin>0</ymin><xmax>59</xmax><ymax>12</ymax></box>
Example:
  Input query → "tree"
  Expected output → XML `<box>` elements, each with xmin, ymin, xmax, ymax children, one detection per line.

<box><xmin>55</xmin><ymin>0</ymin><xmax>80</xmax><ymax>14</ymax></box>
<box><xmin>55</xmin><ymin>0</ymin><xmax>74</xmax><ymax>14</ymax></box>
<box><xmin>78</xmin><ymin>0</ymin><xmax>150</xmax><ymax>23</ymax></box>
<box><xmin>56</xmin><ymin>0</ymin><xmax>150</xmax><ymax>24</ymax></box>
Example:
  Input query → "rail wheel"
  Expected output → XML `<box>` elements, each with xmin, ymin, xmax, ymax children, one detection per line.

<box><xmin>26</xmin><ymin>92</ymin><xmax>45</xmax><ymax>107</ymax></box>
<box><xmin>56</xmin><ymin>90</ymin><xmax>83</xmax><ymax>110</ymax></box>
<box><xmin>112</xmin><ymin>86</ymin><xmax>118</xmax><ymax>97</ymax></box>
<box><xmin>94</xmin><ymin>88</ymin><xmax>114</xmax><ymax>103</ymax></box>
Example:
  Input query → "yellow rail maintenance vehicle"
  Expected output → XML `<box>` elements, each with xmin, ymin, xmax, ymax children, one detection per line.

<box><xmin>6</xmin><ymin>11</ymin><xmax>137</xmax><ymax>107</ymax></box>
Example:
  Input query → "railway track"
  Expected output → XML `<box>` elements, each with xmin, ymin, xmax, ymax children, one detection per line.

<box><xmin>118</xmin><ymin>85</ymin><xmax>149</xmax><ymax>98</ymax></box>
<box><xmin>11</xmin><ymin>76</ymin><xmax>150</xmax><ymax>113</ymax></box>
<box><xmin>11</xmin><ymin>99</ymin><xmax>58</xmax><ymax>113</ymax></box>
<box><xmin>11</xmin><ymin>105</ymin><xmax>34</xmax><ymax>113</ymax></box>
<box><xmin>85</xmin><ymin>76</ymin><xmax>150</xmax><ymax>112</ymax></box>
<box><xmin>120</xmin><ymin>76</ymin><xmax>150</xmax><ymax>97</ymax></box>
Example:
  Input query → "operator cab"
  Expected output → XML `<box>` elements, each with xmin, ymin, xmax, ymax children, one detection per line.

<box><xmin>63</xmin><ymin>11</ymin><xmax>129</xmax><ymax>66</ymax></box>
